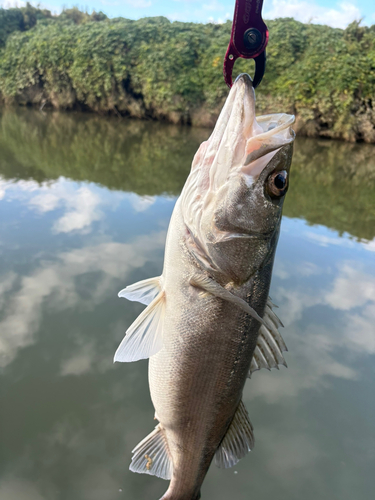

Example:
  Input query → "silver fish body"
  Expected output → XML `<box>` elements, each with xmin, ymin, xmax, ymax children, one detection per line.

<box><xmin>115</xmin><ymin>74</ymin><xmax>295</xmax><ymax>500</ymax></box>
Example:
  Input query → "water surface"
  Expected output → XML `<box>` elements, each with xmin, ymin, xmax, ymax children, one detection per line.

<box><xmin>0</xmin><ymin>109</ymin><xmax>374</xmax><ymax>500</ymax></box>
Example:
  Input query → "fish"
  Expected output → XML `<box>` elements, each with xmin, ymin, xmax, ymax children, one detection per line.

<box><xmin>114</xmin><ymin>73</ymin><xmax>295</xmax><ymax>500</ymax></box>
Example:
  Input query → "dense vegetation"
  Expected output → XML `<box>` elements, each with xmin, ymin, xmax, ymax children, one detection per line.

<box><xmin>0</xmin><ymin>5</ymin><xmax>375</xmax><ymax>142</ymax></box>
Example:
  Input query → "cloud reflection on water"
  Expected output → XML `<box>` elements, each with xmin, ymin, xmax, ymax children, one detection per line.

<box><xmin>1</xmin><ymin>148</ymin><xmax>374</xmax><ymax>500</ymax></box>
<box><xmin>0</xmin><ymin>230</ymin><xmax>167</xmax><ymax>369</ymax></box>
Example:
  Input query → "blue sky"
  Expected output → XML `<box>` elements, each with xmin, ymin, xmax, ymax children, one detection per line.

<box><xmin>1</xmin><ymin>1</ymin><xmax>374</xmax><ymax>28</ymax></box>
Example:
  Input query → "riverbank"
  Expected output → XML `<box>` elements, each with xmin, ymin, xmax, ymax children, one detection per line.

<box><xmin>0</xmin><ymin>7</ymin><xmax>374</xmax><ymax>142</ymax></box>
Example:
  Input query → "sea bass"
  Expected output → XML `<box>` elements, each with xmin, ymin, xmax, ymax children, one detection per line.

<box><xmin>114</xmin><ymin>73</ymin><xmax>295</xmax><ymax>500</ymax></box>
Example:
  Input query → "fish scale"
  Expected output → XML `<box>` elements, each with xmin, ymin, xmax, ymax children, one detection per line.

<box><xmin>151</xmin><ymin>201</ymin><xmax>273</xmax><ymax>497</ymax></box>
<box><xmin>115</xmin><ymin>74</ymin><xmax>295</xmax><ymax>499</ymax></box>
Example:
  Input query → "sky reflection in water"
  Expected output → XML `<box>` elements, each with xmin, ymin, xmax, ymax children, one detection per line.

<box><xmin>0</xmin><ymin>110</ymin><xmax>374</xmax><ymax>500</ymax></box>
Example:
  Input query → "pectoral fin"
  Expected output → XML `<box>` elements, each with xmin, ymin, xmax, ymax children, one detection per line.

<box><xmin>130</xmin><ymin>424</ymin><xmax>172</xmax><ymax>480</ymax></box>
<box><xmin>215</xmin><ymin>400</ymin><xmax>254</xmax><ymax>469</ymax></box>
<box><xmin>118</xmin><ymin>276</ymin><xmax>161</xmax><ymax>305</ymax></box>
<box><xmin>189</xmin><ymin>274</ymin><xmax>266</xmax><ymax>326</ymax></box>
<box><xmin>114</xmin><ymin>291</ymin><xmax>165</xmax><ymax>362</ymax></box>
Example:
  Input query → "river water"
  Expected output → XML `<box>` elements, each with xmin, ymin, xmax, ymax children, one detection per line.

<box><xmin>0</xmin><ymin>109</ymin><xmax>374</xmax><ymax>500</ymax></box>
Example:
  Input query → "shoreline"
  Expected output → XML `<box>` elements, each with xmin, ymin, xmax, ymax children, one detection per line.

<box><xmin>2</xmin><ymin>100</ymin><xmax>374</xmax><ymax>144</ymax></box>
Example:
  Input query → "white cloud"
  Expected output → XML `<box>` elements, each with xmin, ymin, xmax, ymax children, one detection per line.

<box><xmin>324</xmin><ymin>263</ymin><xmax>375</xmax><ymax>355</ymax></box>
<box><xmin>0</xmin><ymin>177</ymin><xmax>40</xmax><ymax>201</ymax></box>
<box><xmin>273</xmin><ymin>286</ymin><xmax>321</xmax><ymax>325</ymax></box>
<box><xmin>298</xmin><ymin>261</ymin><xmax>323</xmax><ymax>276</ymax></box>
<box><xmin>59</xmin><ymin>321</ymin><xmax>126</xmax><ymax>376</ymax></box>
<box><xmin>0</xmin><ymin>182</ymin><xmax>6</xmax><ymax>201</ymax></box>
<box><xmin>203</xmin><ymin>1</ymin><xmax>231</xmax><ymax>23</ymax></box>
<box><xmin>273</xmin><ymin>262</ymin><xmax>289</xmax><ymax>279</ymax></box>
<box><xmin>3</xmin><ymin>176</ymin><xmax>156</xmax><ymax>235</ymax></box>
<box><xmin>202</xmin><ymin>0</ymin><xmax>224</xmax><ymax>12</ymax></box>
<box><xmin>362</xmin><ymin>237</ymin><xmax>375</xmax><ymax>252</ymax></box>
<box><xmin>325</xmin><ymin>263</ymin><xmax>375</xmax><ymax>310</ymax></box>
<box><xmin>264</xmin><ymin>0</ymin><xmax>362</xmax><ymax>29</ymax></box>
<box><xmin>305</xmin><ymin>230</ymin><xmax>375</xmax><ymax>255</ymax></box>
<box><xmin>0</xmin><ymin>1</ymin><xmax>61</xmax><ymax>13</ymax></box>
<box><xmin>1</xmin><ymin>176</ymin><xmax>123</xmax><ymax>235</ymax></box>
<box><xmin>60</xmin><ymin>340</ymin><xmax>96</xmax><ymax>376</ymax></box>
<box><xmin>124</xmin><ymin>0</ymin><xmax>152</xmax><ymax>8</ymax></box>
<box><xmin>246</xmin><ymin>321</ymin><xmax>358</xmax><ymax>404</ymax></box>
<box><xmin>0</xmin><ymin>1</ymin><xmax>26</xmax><ymax>7</ymax></box>
<box><xmin>29</xmin><ymin>192</ymin><xmax>60</xmax><ymax>212</ymax></box>
<box><xmin>127</xmin><ymin>193</ymin><xmax>156</xmax><ymax>212</ymax></box>
<box><xmin>343</xmin><ymin>304</ymin><xmax>375</xmax><ymax>355</ymax></box>
<box><xmin>28</xmin><ymin>182</ymin><xmax>103</xmax><ymax>234</ymax></box>
<box><xmin>207</xmin><ymin>12</ymin><xmax>231</xmax><ymax>24</ymax></box>
<box><xmin>245</xmin><ymin>257</ymin><xmax>375</xmax><ymax>403</ymax></box>
<box><xmin>52</xmin><ymin>187</ymin><xmax>102</xmax><ymax>233</ymax></box>
<box><xmin>304</xmin><ymin>230</ymin><xmax>355</xmax><ymax>248</ymax></box>
<box><xmin>0</xmin><ymin>231</ymin><xmax>166</xmax><ymax>369</ymax></box>
<box><xmin>169</xmin><ymin>0</ymin><xmax>230</xmax><ymax>23</ymax></box>
<box><xmin>100</xmin><ymin>0</ymin><xmax>120</xmax><ymax>6</ymax></box>
<box><xmin>273</xmin><ymin>260</ymin><xmax>322</xmax><ymax>280</ymax></box>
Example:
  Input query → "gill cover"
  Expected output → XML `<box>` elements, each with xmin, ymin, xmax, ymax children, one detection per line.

<box><xmin>180</xmin><ymin>73</ymin><xmax>295</xmax><ymax>279</ymax></box>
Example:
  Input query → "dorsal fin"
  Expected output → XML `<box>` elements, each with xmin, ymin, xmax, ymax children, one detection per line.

<box><xmin>114</xmin><ymin>291</ymin><xmax>165</xmax><ymax>362</ymax></box>
<box><xmin>215</xmin><ymin>400</ymin><xmax>254</xmax><ymax>469</ymax></box>
<box><xmin>249</xmin><ymin>297</ymin><xmax>287</xmax><ymax>376</ymax></box>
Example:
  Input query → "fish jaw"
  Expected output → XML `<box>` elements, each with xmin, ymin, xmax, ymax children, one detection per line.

<box><xmin>179</xmin><ymin>73</ymin><xmax>295</xmax><ymax>283</ymax></box>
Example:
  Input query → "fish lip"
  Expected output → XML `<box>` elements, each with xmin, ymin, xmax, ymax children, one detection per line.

<box><xmin>243</xmin><ymin>114</ymin><xmax>296</xmax><ymax>168</ymax></box>
<box><xmin>234</xmin><ymin>73</ymin><xmax>253</xmax><ymax>86</ymax></box>
<box><xmin>215</xmin><ymin>230</ymin><xmax>274</xmax><ymax>243</ymax></box>
<box><xmin>235</xmin><ymin>72</ymin><xmax>253</xmax><ymax>87</ymax></box>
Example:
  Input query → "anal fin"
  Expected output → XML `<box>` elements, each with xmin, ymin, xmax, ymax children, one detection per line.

<box><xmin>215</xmin><ymin>400</ymin><xmax>254</xmax><ymax>469</ymax></box>
<box><xmin>130</xmin><ymin>424</ymin><xmax>172</xmax><ymax>480</ymax></box>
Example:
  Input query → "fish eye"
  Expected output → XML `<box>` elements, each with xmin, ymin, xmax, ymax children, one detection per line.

<box><xmin>266</xmin><ymin>170</ymin><xmax>288</xmax><ymax>198</ymax></box>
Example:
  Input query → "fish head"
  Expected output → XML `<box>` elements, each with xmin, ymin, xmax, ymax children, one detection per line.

<box><xmin>180</xmin><ymin>73</ymin><xmax>295</xmax><ymax>284</ymax></box>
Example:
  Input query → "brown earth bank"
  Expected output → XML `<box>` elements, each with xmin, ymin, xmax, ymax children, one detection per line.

<box><xmin>2</xmin><ymin>91</ymin><xmax>375</xmax><ymax>144</ymax></box>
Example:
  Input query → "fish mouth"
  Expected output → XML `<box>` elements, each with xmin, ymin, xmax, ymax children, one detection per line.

<box><xmin>180</xmin><ymin>74</ymin><xmax>295</xmax><ymax>257</ymax></box>
<box><xmin>207</xmin><ymin>73</ymin><xmax>295</xmax><ymax>190</ymax></box>
<box><xmin>244</xmin><ymin>113</ymin><xmax>295</xmax><ymax>165</ymax></box>
<box><xmin>182</xmin><ymin>74</ymin><xmax>295</xmax><ymax>202</ymax></box>
<box><xmin>215</xmin><ymin>230</ymin><xmax>274</xmax><ymax>243</ymax></box>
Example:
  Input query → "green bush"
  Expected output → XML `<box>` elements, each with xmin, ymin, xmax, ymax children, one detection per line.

<box><xmin>0</xmin><ymin>9</ymin><xmax>374</xmax><ymax>141</ymax></box>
